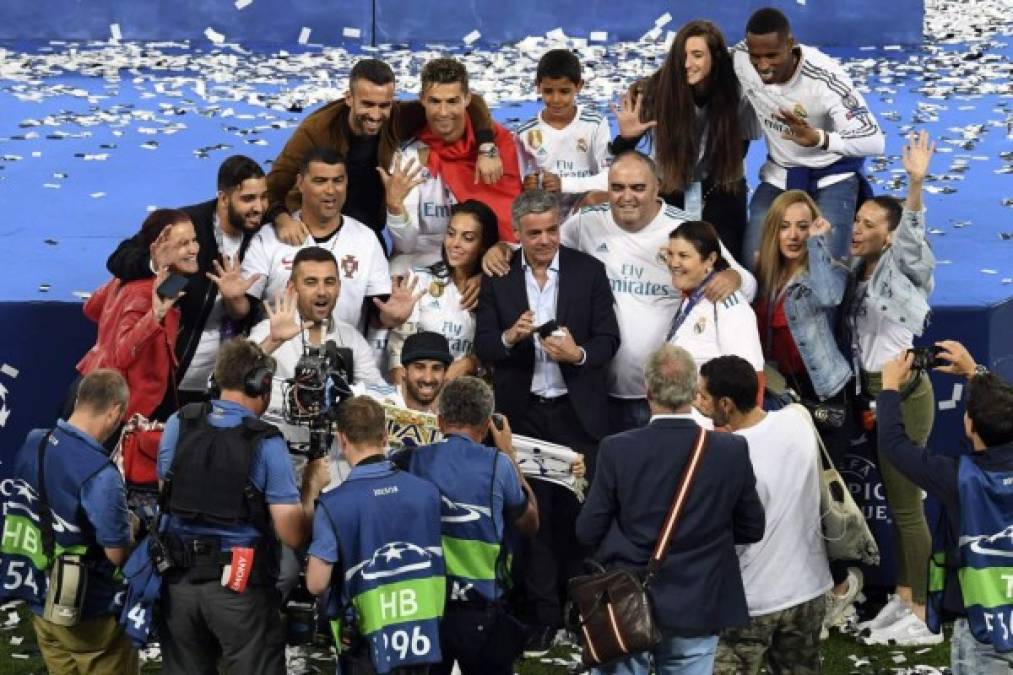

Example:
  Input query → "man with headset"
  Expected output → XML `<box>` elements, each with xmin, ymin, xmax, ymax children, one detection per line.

<box><xmin>155</xmin><ymin>338</ymin><xmax>330</xmax><ymax>675</ymax></box>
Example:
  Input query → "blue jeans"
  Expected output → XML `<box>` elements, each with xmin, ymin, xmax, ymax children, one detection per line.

<box><xmin>951</xmin><ymin>618</ymin><xmax>1013</xmax><ymax>675</ymax></box>
<box><xmin>744</xmin><ymin>175</ymin><xmax>860</xmax><ymax>270</ymax></box>
<box><xmin>592</xmin><ymin>632</ymin><xmax>718</xmax><ymax>675</ymax></box>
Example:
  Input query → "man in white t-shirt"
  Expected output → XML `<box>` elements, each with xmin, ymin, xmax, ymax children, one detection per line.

<box><xmin>232</xmin><ymin>148</ymin><xmax>416</xmax><ymax>333</ymax></box>
<box><xmin>484</xmin><ymin>151</ymin><xmax>756</xmax><ymax>432</ymax></box>
<box><xmin>734</xmin><ymin>7</ymin><xmax>885</xmax><ymax>267</ymax></box>
<box><xmin>383</xmin><ymin>58</ymin><xmax>522</xmax><ymax>275</ymax></box>
<box><xmin>696</xmin><ymin>355</ymin><xmax>831</xmax><ymax>674</ymax></box>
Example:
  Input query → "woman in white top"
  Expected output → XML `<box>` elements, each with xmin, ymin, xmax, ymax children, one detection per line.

<box><xmin>386</xmin><ymin>199</ymin><xmax>499</xmax><ymax>383</ymax></box>
<box><xmin>846</xmin><ymin>132</ymin><xmax>938</xmax><ymax>644</ymax></box>
<box><xmin>665</xmin><ymin>220</ymin><xmax>765</xmax><ymax>402</ymax></box>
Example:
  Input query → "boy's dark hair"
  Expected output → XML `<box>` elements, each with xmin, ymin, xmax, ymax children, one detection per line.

<box><xmin>350</xmin><ymin>58</ymin><xmax>395</xmax><ymax>87</ymax></box>
<box><xmin>746</xmin><ymin>7</ymin><xmax>792</xmax><ymax>37</ymax></box>
<box><xmin>300</xmin><ymin>147</ymin><xmax>346</xmax><ymax>174</ymax></box>
<box><xmin>420</xmin><ymin>58</ymin><xmax>469</xmax><ymax>94</ymax></box>
<box><xmin>536</xmin><ymin>49</ymin><xmax>582</xmax><ymax>85</ymax></box>
<box><xmin>217</xmin><ymin>155</ymin><xmax>265</xmax><ymax>192</ymax></box>
<box><xmin>866</xmin><ymin>195</ymin><xmax>904</xmax><ymax>231</ymax></box>
<box><xmin>967</xmin><ymin>373</ymin><xmax>1013</xmax><ymax>447</ymax></box>
<box><xmin>700</xmin><ymin>356</ymin><xmax>758</xmax><ymax>413</ymax></box>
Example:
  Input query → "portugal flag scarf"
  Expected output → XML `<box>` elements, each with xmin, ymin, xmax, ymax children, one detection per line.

<box><xmin>417</xmin><ymin>116</ymin><xmax>521</xmax><ymax>243</ymax></box>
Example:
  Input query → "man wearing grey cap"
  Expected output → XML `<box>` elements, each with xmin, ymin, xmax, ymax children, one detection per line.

<box><xmin>400</xmin><ymin>331</ymin><xmax>454</xmax><ymax>414</ymax></box>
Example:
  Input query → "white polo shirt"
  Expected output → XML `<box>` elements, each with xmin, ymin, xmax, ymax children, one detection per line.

<box><xmin>242</xmin><ymin>213</ymin><xmax>391</xmax><ymax>330</ymax></box>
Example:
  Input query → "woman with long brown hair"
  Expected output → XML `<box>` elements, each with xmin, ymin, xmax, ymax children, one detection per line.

<box><xmin>612</xmin><ymin>20</ymin><xmax>758</xmax><ymax>261</ymax></box>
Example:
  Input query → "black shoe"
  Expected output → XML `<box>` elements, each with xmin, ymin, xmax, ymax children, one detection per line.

<box><xmin>523</xmin><ymin>625</ymin><xmax>555</xmax><ymax>658</ymax></box>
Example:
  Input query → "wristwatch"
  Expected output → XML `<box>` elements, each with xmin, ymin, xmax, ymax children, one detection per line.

<box><xmin>478</xmin><ymin>143</ymin><xmax>499</xmax><ymax>159</ymax></box>
<box><xmin>973</xmin><ymin>364</ymin><xmax>989</xmax><ymax>377</ymax></box>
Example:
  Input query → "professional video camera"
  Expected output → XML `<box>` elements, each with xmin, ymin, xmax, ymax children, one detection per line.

<box><xmin>281</xmin><ymin>340</ymin><xmax>354</xmax><ymax>460</ymax></box>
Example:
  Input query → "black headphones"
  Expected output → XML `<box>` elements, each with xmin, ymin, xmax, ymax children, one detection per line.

<box><xmin>243</xmin><ymin>354</ymin><xmax>275</xmax><ymax>398</ymax></box>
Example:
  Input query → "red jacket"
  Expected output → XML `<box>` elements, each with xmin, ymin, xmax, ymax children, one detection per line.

<box><xmin>77</xmin><ymin>277</ymin><xmax>179</xmax><ymax>419</ymax></box>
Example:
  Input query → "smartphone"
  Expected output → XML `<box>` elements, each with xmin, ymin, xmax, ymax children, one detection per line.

<box><xmin>156</xmin><ymin>273</ymin><xmax>189</xmax><ymax>300</ymax></box>
<box><xmin>536</xmin><ymin>319</ymin><xmax>560</xmax><ymax>339</ymax></box>
<box><xmin>491</xmin><ymin>413</ymin><xmax>505</xmax><ymax>431</ymax></box>
<box><xmin>907</xmin><ymin>345</ymin><xmax>945</xmax><ymax>370</ymax></box>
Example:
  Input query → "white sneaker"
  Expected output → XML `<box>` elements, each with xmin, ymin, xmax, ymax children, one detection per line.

<box><xmin>858</xmin><ymin>593</ymin><xmax>909</xmax><ymax>633</ymax></box>
<box><xmin>823</xmin><ymin>567</ymin><xmax>863</xmax><ymax>631</ymax></box>
<box><xmin>860</xmin><ymin>609</ymin><xmax>944</xmax><ymax>646</ymax></box>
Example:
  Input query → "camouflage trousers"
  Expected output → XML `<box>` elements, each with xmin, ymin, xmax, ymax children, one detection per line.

<box><xmin>713</xmin><ymin>594</ymin><xmax>826</xmax><ymax>675</ymax></box>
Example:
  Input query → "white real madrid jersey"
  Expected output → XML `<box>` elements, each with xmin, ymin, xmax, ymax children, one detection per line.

<box><xmin>515</xmin><ymin>105</ymin><xmax>611</xmax><ymax>213</ymax></box>
<box><xmin>667</xmin><ymin>291</ymin><xmax>764</xmax><ymax>373</ymax></box>
<box><xmin>387</xmin><ymin>267</ymin><xmax>476</xmax><ymax>370</ymax></box>
<box><xmin>387</xmin><ymin>139</ymin><xmax>457</xmax><ymax>275</ymax></box>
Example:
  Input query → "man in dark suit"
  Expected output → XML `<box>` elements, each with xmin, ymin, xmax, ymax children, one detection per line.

<box><xmin>475</xmin><ymin>189</ymin><xmax>620</xmax><ymax>655</ymax></box>
<box><xmin>104</xmin><ymin>155</ymin><xmax>268</xmax><ymax>415</ymax></box>
<box><xmin>576</xmin><ymin>344</ymin><xmax>765</xmax><ymax>675</ymax></box>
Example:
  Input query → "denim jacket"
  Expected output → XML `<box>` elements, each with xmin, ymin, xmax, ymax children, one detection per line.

<box><xmin>780</xmin><ymin>233</ymin><xmax>853</xmax><ymax>400</ymax></box>
<box><xmin>850</xmin><ymin>207</ymin><xmax>935</xmax><ymax>337</ymax></box>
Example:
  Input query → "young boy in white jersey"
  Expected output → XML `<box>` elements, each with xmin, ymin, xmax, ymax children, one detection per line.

<box><xmin>733</xmin><ymin>7</ymin><xmax>885</xmax><ymax>268</ymax></box>
<box><xmin>515</xmin><ymin>49</ymin><xmax>611</xmax><ymax>216</ymax></box>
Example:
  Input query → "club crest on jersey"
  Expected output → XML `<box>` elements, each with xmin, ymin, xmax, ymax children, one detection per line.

<box><xmin>527</xmin><ymin>129</ymin><xmax>543</xmax><ymax>150</ymax></box>
<box><xmin>842</xmin><ymin>93</ymin><xmax>860</xmax><ymax>110</ymax></box>
<box><xmin>792</xmin><ymin>103</ymin><xmax>808</xmax><ymax>119</ymax></box>
<box><xmin>693</xmin><ymin>316</ymin><xmax>707</xmax><ymax>334</ymax></box>
<box><xmin>428</xmin><ymin>280</ymin><xmax>445</xmax><ymax>299</ymax></box>
<box><xmin>340</xmin><ymin>254</ymin><xmax>358</xmax><ymax>279</ymax></box>
<box><xmin>576</xmin><ymin>137</ymin><xmax>588</xmax><ymax>153</ymax></box>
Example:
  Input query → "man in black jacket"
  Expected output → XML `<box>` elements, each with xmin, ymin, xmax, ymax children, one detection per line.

<box><xmin>474</xmin><ymin>189</ymin><xmax>620</xmax><ymax>653</ymax></box>
<box><xmin>877</xmin><ymin>342</ymin><xmax>1013</xmax><ymax>672</ymax></box>
<box><xmin>577</xmin><ymin>344</ymin><xmax>765</xmax><ymax>674</ymax></box>
<box><xmin>105</xmin><ymin>155</ymin><xmax>269</xmax><ymax>415</ymax></box>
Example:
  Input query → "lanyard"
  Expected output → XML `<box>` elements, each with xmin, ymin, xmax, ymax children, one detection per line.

<box><xmin>666</xmin><ymin>271</ymin><xmax>714</xmax><ymax>342</ymax></box>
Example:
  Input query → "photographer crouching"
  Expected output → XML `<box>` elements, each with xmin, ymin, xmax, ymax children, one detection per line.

<box><xmin>155</xmin><ymin>338</ymin><xmax>330</xmax><ymax>675</ymax></box>
<box><xmin>878</xmin><ymin>340</ymin><xmax>1013</xmax><ymax>673</ymax></box>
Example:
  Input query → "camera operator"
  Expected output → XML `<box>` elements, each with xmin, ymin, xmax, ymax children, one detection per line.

<box><xmin>155</xmin><ymin>339</ymin><xmax>330</xmax><ymax>675</ymax></box>
<box><xmin>305</xmin><ymin>396</ymin><xmax>445</xmax><ymax>674</ymax></box>
<box><xmin>878</xmin><ymin>342</ymin><xmax>1013</xmax><ymax>673</ymax></box>
<box><xmin>0</xmin><ymin>370</ymin><xmax>137</xmax><ymax>674</ymax></box>
<box><xmin>394</xmin><ymin>376</ymin><xmax>539</xmax><ymax>675</ymax></box>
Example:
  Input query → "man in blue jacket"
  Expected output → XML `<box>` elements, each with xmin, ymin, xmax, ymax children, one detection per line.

<box><xmin>1</xmin><ymin>369</ymin><xmax>137</xmax><ymax>674</ymax></box>
<box><xmin>576</xmin><ymin>344</ymin><xmax>765</xmax><ymax>675</ymax></box>
<box><xmin>306</xmin><ymin>395</ymin><xmax>445</xmax><ymax>675</ymax></box>
<box><xmin>878</xmin><ymin>342</ymin><xmax>1013</xmax><ymax>673</ymax></box>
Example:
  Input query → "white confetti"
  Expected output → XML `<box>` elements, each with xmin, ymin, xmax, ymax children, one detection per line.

<box><xmin>234</xmin><ymin>0</ymin><xmax>252</xmax><ymax>8</ymax></box>
<box><xmin>589</xmin><ymin>31</ymin><xmax>608</xmax><ymax>42</ymax></box>
<box><xmin>545</xmin><ymin>28</ymin><xmax>566</xmax><ymax>41</ymax></box>
<box><xmin>342</xmin><ymin>27</ymin><xmax>361</xmax><ymax>39</ymax></box>
<box><xmin>654</xmin><ymin>12</ymin><xmax>672</xmax><ymax>27</ymax></box>
<box><xmin>298</xmin><ymin>27</ymin><xmax>311</xmax><ymax>45</ymax></box>
<box><xmin>109</xmin><ymin>23</ymin><xmax>122</xmax><ymax>42</ymax></box>
<box><xmin>981</xmin><ymin>268</ymin><xmax>998</xmax><ymax>274</ymax></box>
<box><xmin>90</xmin><ymin>192</ymin><xmax>106</xmax><ymax>198</ymax></box>
<box><xmin>204</xmin><ymin>28</ymin><xmax>225</xmax><ymax>44</ymax></box>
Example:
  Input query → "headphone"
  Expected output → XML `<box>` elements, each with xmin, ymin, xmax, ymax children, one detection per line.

<box><xmin>243</xmin><ymin>354</ymin><xmax>275</xmax><ymax>398</ymax></box>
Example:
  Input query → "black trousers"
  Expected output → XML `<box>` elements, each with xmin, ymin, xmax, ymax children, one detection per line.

<box><xmin>159</xmin><ymin>579</ymin><xmax>286</xmax><ymax>675</ymax></box>
<box><xmin>430</xmin><ymin>602</ymin><xmax>525</xmax><ymax>675</ymax></box>
<box><xmin>511</xmin><ymin>395</ymin><xmax>597</xmax><ymax>629</ymax></box>
<box><xmin>662</xmin><ymin>177</ymin><xmax>749</xmax><ymax>264</ymax></box>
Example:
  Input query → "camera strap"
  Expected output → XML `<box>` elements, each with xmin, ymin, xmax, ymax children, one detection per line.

<box><xmin>35</xmin><ymin>431</ymin><xmax>57</xmax><ymax>570</ymax></box>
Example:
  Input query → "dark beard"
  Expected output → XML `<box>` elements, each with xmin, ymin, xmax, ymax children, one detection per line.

<box><xmin>228</xmin><ymin>201</ymin><xmax>254</xmax><ymax>233</ymax></box>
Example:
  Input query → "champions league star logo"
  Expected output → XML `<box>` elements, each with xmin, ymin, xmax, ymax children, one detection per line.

<box><xmin>439</xmin><ymin>496</ymin><xmax>491</xmax><ymax>524</ymax></box>
<box><xmin>1</xmin><ymin>478</ymin><xmax>83</xmax><ymax>533</ymax></box>
<box><xmin>344</xmin><ymin>541</ymin><xmax>442</xmax><ymax>582</ymax></box>
<box><xmin>960</xmin><ymin>525</ymin><xmax>1013</xmax><ymax>559</ymax></box>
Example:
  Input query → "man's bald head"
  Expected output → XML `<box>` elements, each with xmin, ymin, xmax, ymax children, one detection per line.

<box><xmin>609</xmin><ymin>151</ymin><xmax>662</xmax><ymax>231</ymax></box>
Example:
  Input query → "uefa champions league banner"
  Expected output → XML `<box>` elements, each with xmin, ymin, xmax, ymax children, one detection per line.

<box><xmin>382</xmin><ymin>403</ymin><xmax>585</xmax><ymax>499</ymax></box>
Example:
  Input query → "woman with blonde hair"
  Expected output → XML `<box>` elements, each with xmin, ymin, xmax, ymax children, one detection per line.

<box><xmin>753</xmin><ymin>189</ymin><xmax>861</xmax><ymax>634</ymax></box>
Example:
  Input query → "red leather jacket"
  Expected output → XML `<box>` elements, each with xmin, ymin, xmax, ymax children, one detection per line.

<box><xmin>76</xmin><ymin>277</ymin><xmax>180</xmax><ymax>419</ymax></box>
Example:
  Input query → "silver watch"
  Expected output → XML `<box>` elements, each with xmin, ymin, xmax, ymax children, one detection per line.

<box><xmin>478</xmin><ymin>143</ymin><xmax>499</xmax><ymax>159</ymax></box>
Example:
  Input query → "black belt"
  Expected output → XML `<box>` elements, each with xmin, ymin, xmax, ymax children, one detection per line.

<box><xmin>530</xmin><ymin>393</ymin><xmax>568</xmax><ymax>404</ymax></box>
